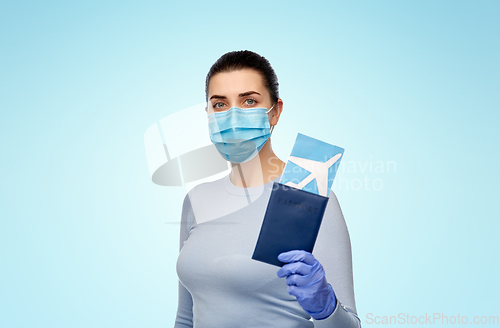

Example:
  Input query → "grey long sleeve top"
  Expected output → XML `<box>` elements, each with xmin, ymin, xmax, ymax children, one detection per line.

<box><xmin>174</xmin><ymin>173</ymin><xmax>361</xmax><ymax>327</ymax></box>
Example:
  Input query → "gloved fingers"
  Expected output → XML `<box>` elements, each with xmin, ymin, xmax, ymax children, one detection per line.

<box><xmin>286</xmin><ymin>285</ymin><xmax>304</xmax><ymax>299</ymax></box>
<box><xmin>276</xmin><ymin>261</ymin><xmax>311</xmax><ymax>278</ymax></box>
<box><xmin>277</xmin><ymin>250</ymin><xmax>317</xmax><ymax>266</ymax></box>
<box><xmin>286</xmin><ymin>285</ymin><xmax>317</xmax><ymax>301</ymax></box>
<box><xmin>285</xmin><ymin>272</ymin><xmax>322</xmax><ymax>287</ymax></box>
<box><xmin>289</xmin><ymin>270</ymin><xmax>328</xmax><ymax>287</ymax></box>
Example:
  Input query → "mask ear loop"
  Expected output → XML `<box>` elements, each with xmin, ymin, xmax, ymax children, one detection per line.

<box><xmin>267</xmin><ymin>104</ymin><xmax>276</xmax><ymax>135</ymax></box>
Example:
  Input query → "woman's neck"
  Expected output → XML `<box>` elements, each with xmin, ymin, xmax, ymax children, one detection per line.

<box><xmin>229</xmin><ymin>139</ymin><xmax>286</xmax><ymax>188</ymax></box>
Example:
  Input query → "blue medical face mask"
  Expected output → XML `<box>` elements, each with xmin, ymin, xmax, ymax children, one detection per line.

<box><xmin>207</xmin><ymin>105</ymin><xmax>274</xmax><ymax>163</ymax></box>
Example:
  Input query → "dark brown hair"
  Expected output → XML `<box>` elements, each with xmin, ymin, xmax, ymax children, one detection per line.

<box><xmin>205</xmin><ymin>50</ymin><xmax>279</xmax><ymax>103</ymax></box>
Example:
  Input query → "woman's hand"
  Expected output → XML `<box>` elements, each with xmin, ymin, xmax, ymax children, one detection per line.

<box><xmin>276</xmin><ymin>250</ymin><xmax>337</xmax><ymax>320</ymax></box>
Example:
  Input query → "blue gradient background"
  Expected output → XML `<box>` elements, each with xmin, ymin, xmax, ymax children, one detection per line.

<box><xmin>1</xmin><ymin>1</ymin><xmax>498</xmax><ymax>327</ymax></box>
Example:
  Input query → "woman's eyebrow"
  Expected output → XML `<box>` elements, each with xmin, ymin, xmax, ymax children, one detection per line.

<box><xmin>239</xmin><ymin>91</ymin><xmax>261</xmax><ymax>97</ymax></box>
<box><xmin>209</xmin><ymin>95</ymin><xmax>226</xmax><ymax>100</ymax></box>
<box><xmin>210</xmin><ymin>91</ymin><xmax>261</xmax><ymax>100</ymax></box>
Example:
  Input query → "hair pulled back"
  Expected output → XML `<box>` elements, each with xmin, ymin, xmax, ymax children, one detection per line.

<box><xmin>205</xmin><ymin>50</ymin><xmax>279</xmax><ymax>104</ymax></box>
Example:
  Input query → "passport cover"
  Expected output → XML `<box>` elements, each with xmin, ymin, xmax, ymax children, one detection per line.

<box><xmin>252</xmin><ymin>181</ymin><xmax>329</xmax><ymax>267</ymax></box>
<box><xmin>279</xmin><ymin>133</ymin><xmax>344</xmax><ymax>197</ymax></box>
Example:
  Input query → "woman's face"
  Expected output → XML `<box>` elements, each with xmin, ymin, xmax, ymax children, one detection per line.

<box><xmin>205</xmin><ymin>68</ymin><xmax>274</xmax><ymax>115</ymax></box>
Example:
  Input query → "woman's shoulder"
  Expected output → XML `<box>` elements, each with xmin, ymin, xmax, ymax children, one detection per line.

<box><xmin>323</xmin><ymin>189</ymin><xmax>348</xmax><ymax>229</ymax></box>
<box><xmin>184</xmin><ymin>174</ymin><xmax>227</xmax><ymax>202</ymax></box>
<box><xmin>326</xmin><ymin>189</ymin><xmax>342</xmax><ymax>211</ymax></box>
<box><xmin>182</xmin><ymin>174</ymin><xmax>230</xmax><ymax>224</ymax></box>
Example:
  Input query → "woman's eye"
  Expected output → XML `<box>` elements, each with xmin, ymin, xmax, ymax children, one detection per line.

<box><xmin>245</xmin><ymin>99</ymin><xmax>256</xmax><ymax>105</ymax></box>
<box><xmin>214</xmin><ymin>102</ymin><xmax>225</xmax><ymax>109</ymax></box>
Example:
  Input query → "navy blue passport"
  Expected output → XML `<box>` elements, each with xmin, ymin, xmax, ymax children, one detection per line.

<box><xmin>252</xmin><ymin>182</ymin><xmax>329</xmax><ymax>267</ymax></box>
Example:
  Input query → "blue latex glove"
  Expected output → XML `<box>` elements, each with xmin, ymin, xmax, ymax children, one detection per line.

<box><xmin>277</xmin><ymin>250</ymin><xmax>337</xmax><ymax>320</ymax></box>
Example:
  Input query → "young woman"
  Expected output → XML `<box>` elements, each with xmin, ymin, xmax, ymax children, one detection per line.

<box><xmin>174</xmin><ymin>50</ymin><xmax>361</xmax><ymax>327</ymax></box>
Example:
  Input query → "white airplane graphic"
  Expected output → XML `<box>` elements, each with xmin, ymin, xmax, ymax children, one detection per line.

<box><xmin>283</xmin><ymin>153</ymin><xmax>342</xmax><ymax>197</ymax></box>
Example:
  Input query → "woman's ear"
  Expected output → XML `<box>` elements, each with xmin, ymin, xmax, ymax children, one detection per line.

<box><xmin>269</xmin><ymin>99</ymin><xmax>283</xmax><ymax>133</ymax></box>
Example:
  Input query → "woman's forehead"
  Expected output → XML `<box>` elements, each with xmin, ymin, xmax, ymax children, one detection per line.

<box><xmin>208</xmin><ymin>69</ymin><xmax>267</xmax><ymax>97</ymax></box>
